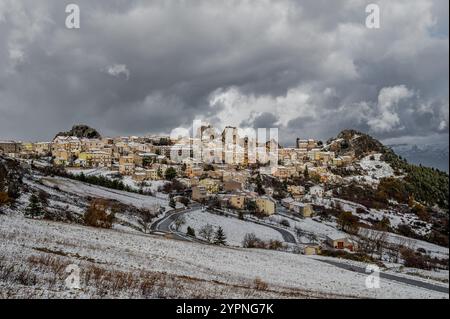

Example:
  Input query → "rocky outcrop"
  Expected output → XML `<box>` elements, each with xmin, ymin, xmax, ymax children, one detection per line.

<box><xmin>327</xmin><ymin>129</ymin><xmax>385</xmax><ymax>159</ymax></box>
<box><xmin>55</xmin><ymin>124</ymin><xmax>101</xmax><ymax>139</ymax></box>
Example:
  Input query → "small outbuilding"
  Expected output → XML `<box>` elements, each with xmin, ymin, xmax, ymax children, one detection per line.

<box><xmin>303</xmin><ymin>244</ymin><xmax>321</xmax><ymax>255</ymax></box>
<box><xmin>326</xmin><ymin>233</ymin><xmax>355</xmax><ymax>251</ymax></box>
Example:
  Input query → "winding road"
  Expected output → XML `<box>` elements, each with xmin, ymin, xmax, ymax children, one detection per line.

<box><xmin>247</xmin><ymin>218</ymin><xmax>297</xmax><ymax>244</ymax></box>
<box><xmin>151</xmin><ymin>205</ymin><xmax>297</xmax><ymax>244</ymax></box>
<box><xmin>151</xmin><ymin>205</ymin><xmax>448</xmax><ymax>295</ymax></box>
<box><xmin>316</xmin><ymin>259</ymin><xmax>449</xmax><ymax>294</ymax></box>
<box><xmin>150</xmin><ymin>205</ymin><xmax>202</xmax><ymax>242</ymax></box>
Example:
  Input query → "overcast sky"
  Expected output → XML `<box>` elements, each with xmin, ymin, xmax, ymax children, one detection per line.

<box><xmin>0</xmin><ymin>0</ymin><xmax>448</xmax><ymax>146</ymax></box>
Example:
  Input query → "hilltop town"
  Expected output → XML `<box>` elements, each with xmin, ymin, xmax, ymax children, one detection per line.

<box><xmin>0</xmin><ymin>125</ymin><xmax>448</xmax><ymax>298</ymax></box>
<box><xmin>0</xmin><ymin>124</ymin><xmax>355</xmax><ymax>213</ymax></box>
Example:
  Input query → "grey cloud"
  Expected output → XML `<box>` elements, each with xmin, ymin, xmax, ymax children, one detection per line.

<box><xmin>241</xmin><ymin>112</ymin><xmax>280</xmax><ymax>129</ymax></box>
<box><xmin>0</xmin><ymin>0</ymin><xmax>447</xmax><ymax>151</ymax></box>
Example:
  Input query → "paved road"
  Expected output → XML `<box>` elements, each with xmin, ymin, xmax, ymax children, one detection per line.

<box><xmin>150</xmin><ymin>205</ymin><xmax>202</xmax><ymax>242</ymax></box>
<box><xmin>150</xmin><ymin>210</ymin><xmax>186</xmax><ymax>241</ymax></box>
<box><xmin>256</xmin><ymin>222</ymin><xmax>297</xmax><ymax>244</ymax></box>
<box><xmin>209</xmin><ymin>208</ymin><xmax>297</xmax><ymax>244</ymax></box>
<box><xmin>152</xmin><ymin>210</ymin><xmax>183</xmax><ymax>232</ymax></box>
<box><xmin>152</xmin><ymin>205</ymin><xmax>297</xmax><ymax>245</ymax></box>
<box><xmin>316</xmin><ymin>259</ymin><xmax>449</xmax><ymax>294</ymax></box>
<box><xmin>151</xmin><ymin>208</ymin><xmax>448</xmax><ymax>295</ymax></box>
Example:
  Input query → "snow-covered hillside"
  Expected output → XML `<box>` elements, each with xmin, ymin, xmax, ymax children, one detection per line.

<box><xmin>0</xmin><ymin>215</ymin><xmax>447</xmax><ymax>299</ymax></box>
<box><xmin>66</xmin><ymin>168</ymin><xmax>169</xmax><ymax>199</ymax></box>
<box><xmin>181</xmin><ymin>210</ymin><xmax>284</xmax><ymax>247</ymax></box>
<box><xmin>39</xmin><ymin>176</ymin><xmax>167</xmax><ymax>210</ymax></box>
<box><xmin>345</xmin><ymin>154</ymin><xmax>395</xmax><ymax>186</ymax></box>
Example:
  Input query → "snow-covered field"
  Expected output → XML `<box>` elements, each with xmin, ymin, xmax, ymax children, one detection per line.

<box><xmin>268</xmin><ymin>214</ymin><xmax>346</xmax><ymax>242</ymax></box>
<box><xmin>39</xmin><ymin>176</ymin><xmax>167</xmax><ymax>210</ymax></box>
<box><xmin>0</xmin><ymin>214</ymin><xmax>447</xmax><ymax>299</ymax></box>
<box><xmin>1</xmin><ymin>159</ymin><xmax>447</xmax><ymax>299</ymax></box>
<box><xmin>181</xmin><ymin>210</ymin><xmax>284</xmax><ymax>247</ymax></box>
<box><xmin>66</xmin><ymin>167</ymin><xmax>112</xmax><ymax>177</ymax></box>
<box><xmin>66</xmin><ymin>168</ymin><xmax>169</xmax><ymax>199</ymax></box>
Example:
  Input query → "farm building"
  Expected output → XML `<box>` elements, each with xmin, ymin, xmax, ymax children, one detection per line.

<box><xmin>326</xmin><ymin>234</ymin><xmax>356</xmax><ymax>251</ymax></box>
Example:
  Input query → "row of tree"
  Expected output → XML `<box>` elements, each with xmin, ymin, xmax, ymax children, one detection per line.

<box><xmin>182</xmin><ymin>222</ymin><xmax>227</xmax><ymax>245</ymax></box>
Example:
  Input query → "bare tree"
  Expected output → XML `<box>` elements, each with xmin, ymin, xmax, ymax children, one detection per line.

<box><xmin>137</xmin><ymin>209</ymin><xmax>155</xmax><ymax>234</ymax></box>
<box><xmin>174</xmin><ymin>215</ymin><xmax>186</xmax><ymax>232</ymax></box>
<box><xmin>199</xmin><ymin>224</ymin><xmax>215</xmax><ymax>242</ymax></box>
<box><xmin>137</xmin><ymin>204</ymin><xmax>159</xmax><ymax>233</ymax></box>
<box><xmin>295</xmin><ymin>227</ymin><xmax>305</xmax><ymax>241</ymax></box>
<box><xmin>306</xmin><ymin>232</ymin><xmax>318</xmax><ymax>243</ymax></box>
<box><xmin>357</xmin><ymin>228</ymin><xmax>388</xmax><ymax>259</ymax></box>
<box><xmin>393</xmin><ymin>236</ymin><xmax>417</xmax><ymax>263</ymax></box>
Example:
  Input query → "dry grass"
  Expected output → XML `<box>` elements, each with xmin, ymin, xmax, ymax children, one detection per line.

<box><xmin>253</xmin><ymin>277</ymin><xmax>269</xmax><ymax>291</ymax></box>
<box><xmin>1</xmin><ymin>250</ymin><xmax>351</xmax><ymax>299</ymax></box>
<box><xmin>0</xmin><ymin>241</ymin><xmax>354</xmax><ymax>299</ymax></box>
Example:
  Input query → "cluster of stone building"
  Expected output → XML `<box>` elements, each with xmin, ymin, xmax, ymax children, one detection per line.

<box><xmin>1</xmin><ymin>131</ymin><xmax>355</xmax><ymax>216</ymax></box>
<box><xmin>2</xmin><ymin>135</ymin><xmax>360</xmax><ymax>253</ymax></box>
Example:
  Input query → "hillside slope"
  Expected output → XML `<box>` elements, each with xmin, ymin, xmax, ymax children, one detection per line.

<box><xmin>1</xmin><ymin>214</ymin><xmax>447</xmax><ymax>299</ymax></box>
<box><xmin>327</xmin><ymin>130</ymin><xmax>449</xmax><ymax>211</ymax></box>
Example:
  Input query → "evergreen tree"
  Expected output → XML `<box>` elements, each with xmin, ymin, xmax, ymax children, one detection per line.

<box><xmin>26</xmin><ymin>194</ymin><xmax>43</xmax><ymax>218</ymax></box>
<box><xmin>255</xmin><ymin>175</ymin><xmax>265</xmax><ymax>195</ymax></box>
<box><xmin>304</xmin><ymin>166</ymin><xmax>309</xmax><ymax>179</ymax></box>
<box><xmin>169</xmin><ymin>197</ymin><xmax>176</xmax><ymax>209</ymax></box>
<box><xmin>187</xmin><ymin>226</ymin><xmax>196</xmax><ymax>237</ymax></box>
<box><xmin>213</xmin><ymin>226</ymin><xmax>227</xmax><ymax>245</ymax></box>
<box><xmin>246</xmin><ymin>200</ymin><xmax>256</xmax><ymax>213</ymax></box>
<box><xmin>164</xmin><ymin>167</ymin><xmax>177</xmax><ymax>180</ymax></box>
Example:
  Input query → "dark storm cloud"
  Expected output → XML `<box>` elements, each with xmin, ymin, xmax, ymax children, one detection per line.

<box><xmin>0</xmin><ymin>0</ymin><xmax>448</xmax><ymax>148</ymax></box>
<box><xmin>241</xmin><ymin>112</ymin><xmax>279</xmax><ymax>129</ymax></box>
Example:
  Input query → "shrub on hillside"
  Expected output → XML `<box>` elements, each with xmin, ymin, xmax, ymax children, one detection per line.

<box><xmin>400</xmin><ymin>248</ymin><xmax>431</xmax><ymax>270</ymax></box>
<box><xmin>410</xmin><ymin>204</ymin><xmax>431</xmax><ymax>222</ymax></box>
<box><xmin>396</xmin><ymin>224</ymin><xmax>415</xmax><ymax>238</ymax></box>
<box><xmin>337</xmin><ymin>211</ymin><xmax>360</xmax><ymax>234</ymax></box>
<box><xmin>253</xmin><ymin>277</ymin><xmax>268</xmax><ymax>291</ymax></box>
<box><xmin>0</xmin><ymin>192</ymin><xmax>10</xmax><ymax>206</ymax></box>
<box><xmin>268</xmin><ymin>240</ymin><xmax>283</xmax><ymax>250</ymax></box>
<box><xmin>198</xmin><ymin>224</ymin><xmax>215</xmax><ymax>243</ymax></box>
<box><xmin>84</xmin><ymin>199</ymin><xmax>115</xmax><ymax>228</ymax></box>
<box><xmin>280</xmin><ymin>219</ymin><xmax>290</xmax><ymax>227</ymax></box>
<box><xmin>377</xmin><ymin>177</ymin><xmax>410</xmax><ymax>204</ymax></box>
<box><xmin>186</xmin><ymin>226</ymin><xmax>196</xmax><ymax>237</ymax></box>
<box><xmin>242</xmin><ymin>233</ymin><xmax>264</xmax><ymax>248</ymax></box>
<box><xmin>213</xmin><ymin>226</ymin><xmax>227</xmax><ymax>245</ymax></box>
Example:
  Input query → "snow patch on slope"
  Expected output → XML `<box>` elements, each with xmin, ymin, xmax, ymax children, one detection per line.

<box><xmin>181</xmin><ymin>210</ymin><xmax>284</xmax><ymax>247</ymax></box>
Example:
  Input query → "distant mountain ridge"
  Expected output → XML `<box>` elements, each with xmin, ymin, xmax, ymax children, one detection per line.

<box><xmin>388</xmin><ymin>143</ymin><xmax>449</xmax><ymax>172</ymax></box>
